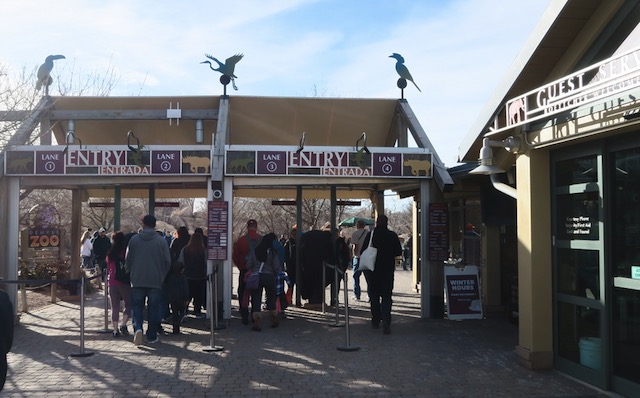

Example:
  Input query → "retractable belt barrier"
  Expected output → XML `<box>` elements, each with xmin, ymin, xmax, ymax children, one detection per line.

<box><xmin>1</xmin><ymin>273</ymin><xmax>104</xmax><ymax>358</ymax></box>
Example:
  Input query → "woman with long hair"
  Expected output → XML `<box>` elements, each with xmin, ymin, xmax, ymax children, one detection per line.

<box><xmin>178</xmin><ymin>230</ymin><xmax>207</xmax><ymax>318</ymax></box>
<box><xmin>170</xmin><ymin>226</ymin><xmax>190</xmax><ymax>263</ymax></box>
<box><xmin>107</xmin><ymin>231</ymin><xmax>132</xmax><ymax>337</ymax></box>
<box><xmin>248</xmin><ymin>232</ymin><xmax>282</xmax><ymax>331</ymax></box>
<box><xmin>80</xmin><ymin>229</ymin><xmax>93</xmax><ymax>269</ymax></box>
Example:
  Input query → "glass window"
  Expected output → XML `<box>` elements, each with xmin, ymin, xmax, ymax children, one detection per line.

<box><xmin>557</xmin><ymin>301</ymin><xmax>601</xmax><ymax>368</ymax></box>
<box><xmin>556</xmin><ymin>156</ymin><xmax>598</xmax><ymax>186</ymax></box>
<box><xmin>612</xmin><ymin>288</ymin><xmax>640</xmax><ymax>382</ymax></box>
<box><xmin>557</xmin><ymin>248</ymin><xmax>600</xmax><ymax>299</ymax></box>
<box><xmin>556</xmin><ymin>191</ymin><xmax>599</xmax><ymax>241</ymax></box>
<box><xmin>611</xmin><ymin>148</ymin><xmax>640</xmax><ymax>278</ymax></box>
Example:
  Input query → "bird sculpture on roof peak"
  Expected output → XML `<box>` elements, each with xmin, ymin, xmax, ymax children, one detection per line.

<box><xmin>389</xmin><ymin>53</ymin><xmax>421</xmax><ymax>93</ymax></box>
<box><xmin>36</xmin><ymin>54</ymin><xmax>65</xmax><ymax>95</ymax></box>
<box><xmin>201</xmin><ymin>53</ymin><xmax>244</xmax><ymax>91</ymax></box>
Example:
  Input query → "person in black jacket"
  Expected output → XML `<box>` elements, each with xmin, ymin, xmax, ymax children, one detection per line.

<box><xmin>0</xmin><ymin>289</ymin><xmax>14</xmax><ymax>392</ymax></box>
<box><xmin>360</xmin><ymin>214</ymin><xmax>403</xmax><ymax>335</ymax></box>
<box><xmin>166</xmin><ymin>262</ymin><xmax>189</xmax><ymax>334</ymax></box>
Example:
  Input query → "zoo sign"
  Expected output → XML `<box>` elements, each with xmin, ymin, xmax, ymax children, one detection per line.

<box><xmin>225</xmin><ymin>146</ymin><xmax>432</xmax><ymax>178</ymax></box>
<box><xmin>28</xmin><ymin>228</ymin><xmax>60</xmax><ymax>248</ymax></box>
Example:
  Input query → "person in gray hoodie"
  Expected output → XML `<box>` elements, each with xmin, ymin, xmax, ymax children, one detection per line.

<box><xmin>126</xmin><ymin>215</ymin><xmax>171</xmax><ymax>345</ymax></box>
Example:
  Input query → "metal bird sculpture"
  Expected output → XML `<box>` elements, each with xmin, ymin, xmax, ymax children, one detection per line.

<box><xmin>36</xmin><ymin>54</ymin><xmax>65</xmax><ymax>95</ymax></box>
<box><xmin>389</xmin><ymin>53</ymin><xmax>421</xmax><ymax>93</ymax></box>
<box><xmin>201</xmin><ymin>53</ymin><xmax>244</xmax><ymax>91</ymax></box>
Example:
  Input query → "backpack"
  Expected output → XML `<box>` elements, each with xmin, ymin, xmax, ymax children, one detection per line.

<box><xmin>245</xmin><ymin>235</ymin><xmax>261</xmax><ymax>270</ymax></box>
<box><xmin>114</xmin><ymin>257</ymin><xmax>130</xmax><ymax>283</ymax></box>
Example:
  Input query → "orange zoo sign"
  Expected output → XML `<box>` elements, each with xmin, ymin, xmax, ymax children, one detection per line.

<box><xmin>28</xmin><ymin>228</ymin><xmax>60</xmax><ymax>248</ymax></box>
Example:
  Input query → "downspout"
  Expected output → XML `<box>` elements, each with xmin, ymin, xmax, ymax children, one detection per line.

<box><xmin>490</xmin><ymin>173</ymin><xmax>517</xmax><ymax>199</ymax></box>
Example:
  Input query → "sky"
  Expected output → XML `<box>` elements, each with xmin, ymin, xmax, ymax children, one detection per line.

<box><xmin>1</xmin><ymin>0</ymin><xmax>549</xmax><ymax>169</ymax></box>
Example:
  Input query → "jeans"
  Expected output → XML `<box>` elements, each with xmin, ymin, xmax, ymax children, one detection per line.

<box><xmin>131</xmin><ymin>287</ymin><xmax>162</xmax><ymax>341</ymax></box>
<box><xmin>251</xmin><ymin>273</ymin><xmax>277</xmax><ymax>313</ymax></box>
<box><xmin>352</xmin><ymin>257</ymin><xmax>362</xmax><ymax>299</ymax></box>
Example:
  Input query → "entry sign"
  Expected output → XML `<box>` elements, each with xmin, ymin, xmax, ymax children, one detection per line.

<box><xmin>445</xmin><ymin>265</ymin><xmax>483</xmax><ymax>320</ymax></box>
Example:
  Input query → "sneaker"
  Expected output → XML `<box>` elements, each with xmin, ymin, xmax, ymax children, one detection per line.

<box><xmin>194</xmin><ymin>313</ymin><xmax>206</xmax><ymax>319</ymax></box>
<box><xmin>352</xmin><ymin>295</ymin><xmax>360</xmax><ymax>301</ymax></box>
<box><xmin>119</xmin><ymin>325</ymin><xmax>129</xmax><ymax>336</ymax></box>
<box><xmin>147</xmin><ymin>336</ymin><xmax>159</xmax><ymax>344</ymax></box>
<box><xmin>112</xmin><ymin>331</ymin><xmax>119</xmax><ymax>338</ymax></box>
<box><xmin>133</xmin><ymin>330</ymin><xmax>143</xmax><ymax>346</ymax></box>
<box><xmin>181</xmin><ymin>315</ymin><xmax>188</xmax><ymax>323</ymax></box>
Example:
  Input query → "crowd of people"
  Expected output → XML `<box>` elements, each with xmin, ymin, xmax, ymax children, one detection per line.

<box><xmin>232</xmin><ymin>215</ymin><xmax>403</xmax><ymax>335</ymax></box>
<box><xmin>80</xmin><ymin>216</ymin><xmax>209</xmax><ymax>345</ymax></box>
<box><xmin>75</xmin><ymin>213</ymin><xmax>405</xmax><ymax>345</ymax></box>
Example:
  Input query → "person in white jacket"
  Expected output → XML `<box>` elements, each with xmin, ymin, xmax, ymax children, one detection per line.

<box><xmin>80</xmin><ymin>229</ymin><xmax>93</xmax><ymax>269</ymax></box>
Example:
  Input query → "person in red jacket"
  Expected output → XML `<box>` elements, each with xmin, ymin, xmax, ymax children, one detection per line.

<box><xmin>232</xmin><ymin>219</ymin><xmax>262</xmax><ymax>324</ymax></box>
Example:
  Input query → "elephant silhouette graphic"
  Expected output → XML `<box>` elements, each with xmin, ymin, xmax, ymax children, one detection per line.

<box><xmin>508</xmin><ymin>97</ymin><xmax>525</xmax><ymax>126</ymax></box>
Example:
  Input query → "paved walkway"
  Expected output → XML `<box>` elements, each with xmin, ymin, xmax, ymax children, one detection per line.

<box><xmin>3</xmin><ymin>269</ymin><xmax>616</xmax><ymax>397</ymax></box>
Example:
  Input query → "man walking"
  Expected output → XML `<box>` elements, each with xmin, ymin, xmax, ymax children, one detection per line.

<box><xmin>360</xmin><ymin>215</ymin><xmax>403</xmax><ymax>335</ymax></box>
<box><xmin>92</xmin><ymin>227</ymin><xmax>111</xmax><ymax>282</ymax></box>
<box><xmin>232</xmin><ymin>219</ymin><xmax>262</xmax><ymax>325</ymax></box>
<box><xmin>126</xmin><ymin>215</ymin><xmax>171</xmax><ymax>345</ymax></box>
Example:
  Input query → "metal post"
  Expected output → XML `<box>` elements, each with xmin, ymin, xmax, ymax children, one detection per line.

<box><xmin>321</xmin><ymin>261</ymin><xmax>326</xmax><ymax>313</ymax></box>
<box><xmin>51</xmin><ymin>276</ymin><xmax>57</xmax><ymax>304</ymax></box>
<box><xmin>203</xmin><ymin>271</ymin><xmax>223</xmax><ymax>352</ymax></box>
<box><xmin>97</xmin><ymin>274</ymin><xmax>111</xmax><ymax>334</ymax></box>
<box><xmin>70</xmin><ymin>277</ymin><xmax>94</xmax><ymax>357</ymax></box>
<box><xmin>329</xmin><ymin>263</ymin><xmax>343</xmax><ymax>327</ymax></box>
<box><xmin>338</xmin><ymin>270</ymin><xmax>359</xmax><ymax>351</ymax></box>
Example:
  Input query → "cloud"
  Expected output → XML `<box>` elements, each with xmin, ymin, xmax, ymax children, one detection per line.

<box><xmin>1</xmin><ymin>0</ymin><xmax>549</xmax><ymax>165</ymax></box>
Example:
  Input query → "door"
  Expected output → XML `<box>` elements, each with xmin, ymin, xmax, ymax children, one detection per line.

<box><xmin>608</xmin><ymin>144</ymin><xmax>640</xmax><ymax>397</ymax></box>
<box><xmin>552</xmin><ymin>147</ymin><xmax>607</xmax><ymax>389</ymax></box>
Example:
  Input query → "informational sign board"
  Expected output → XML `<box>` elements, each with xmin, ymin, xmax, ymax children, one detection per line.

<box><xmin>207</xmin><ymin>201</ymin><xmax>228</xmax><ymax>260</ymax></box>
<box><xmin>428</xmin><ymin>203</ymin><xmax>448</xmax><ymax>261</ymax></box>
<box><xmin>444</xmin><ymin>265</ymin><xmax>483</xmax><ymax>320</ymax></box>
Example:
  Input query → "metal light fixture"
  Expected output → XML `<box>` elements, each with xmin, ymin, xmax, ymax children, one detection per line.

<box><xmin>470</xmin><ymin>136</ymin><xmax>522</xmax><ymax>175</ymax></box>
<box><xmin>62</xmin><ymin>130</ymin><xmax>82</xmax><ymax>154</ymax></box>
<box><xmin>127</xmin><ymin>130</ymin><xmax>141</xmax><ymax>153</ymax></box>
<box><xmin>296</xmin><ymin>131</ymin><xmax>306</xmax><ymax>153</ymax></box>
<box><xmin>195</xmin><ymin>119</ymin><xmax>204</xmax><ymax>143</ymax></box>
<box><xmin>355</xmin><ymin>132</ymin><xmax>370</xmax><ymax>154</ymax></box>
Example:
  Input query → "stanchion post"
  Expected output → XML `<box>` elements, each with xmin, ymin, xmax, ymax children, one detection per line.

<box><xmin>70</xmin><ymin>276</ymin><xmax>94</xmax><ymax>357</ymax></box>
<box><xmin>337</xmin><ymin>270</ymin><xmax>360</xmax><ymax>351</ymax></box>
<box><xmin>329</xmin><ymin>262</ymin><xmax>343</xmax><ymax>327</ymax></box>
<box><xmin>321</xmin><ymin>262</ymin><xmax>326</xmax><ymax>313</ymax></box>
<box><xmin>97</xmin><ymin>272</ymin><xmax>111</xmax><ymax>334</ymax></box>
<box><xmin>203</xmin><ymin>271</ymin><xmax>223</xmax><ymax>352</ymax></box>
<box><xmin>20</xmin><ymin>283</ymin><xmax>28</xmax><ymax>313</ymax></box>
<box><xmin>51</xmin><ymin>275</ymin><xmax>57</xmax><ymax>303</ymax></box>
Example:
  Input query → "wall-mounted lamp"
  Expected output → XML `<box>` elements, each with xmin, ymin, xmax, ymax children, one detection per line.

<box><xmin>127</xmin><ymin>130</ymin><xmax>141</xmax><ymax>153</ymax></box>
<box><xmin>355</xmin><ymin>132</ymin><xmax>370</xmax><ymax>154</ymax></box>
<box><xmin>296</xmin><ymin>131</ymin><xmax>306</xmax><ymax>153</ymax></box>
<box><xmin>195</xmin><ymin>119</ymin><xmax>204</xmax><ymax>143</ymax></box>
<box><xmin>62</xmin><ymin>131</ymin><xmax>82</xmax><ymax>154</ymax></box>
<box><xmin>469</xmin><ymin>136</ymin><xmax>522</xmax><ymax>175</ymax></box>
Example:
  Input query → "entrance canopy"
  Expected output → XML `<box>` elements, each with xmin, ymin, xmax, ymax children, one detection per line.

<box><xmin>9</xmin><ymin>95</ymin><xmax>452</xmax><ymax>199</ymax></box>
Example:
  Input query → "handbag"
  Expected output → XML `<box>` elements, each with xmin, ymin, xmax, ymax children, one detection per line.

<box><xmin>358</xmin><ymin>231</ymin><xmax>377</xmax><ymax>272</ymax></box>
<box><xmin>245</xmin><ymin>262</ymin><xmax>264</xmax><ymax>290</ymax></box>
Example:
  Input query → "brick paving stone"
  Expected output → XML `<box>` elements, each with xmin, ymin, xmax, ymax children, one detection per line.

<box><xmin>2</xmin><ymin>268</ymin><xmax>616</xmax><ymax>397</ymax></box>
